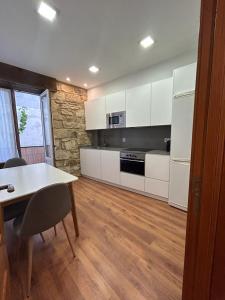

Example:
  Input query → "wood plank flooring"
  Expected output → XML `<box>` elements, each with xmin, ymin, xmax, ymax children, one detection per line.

<box><xmin>5</xmin><ymin>177</ymin><xmax>187</xmax><ymax>300</ymax></box>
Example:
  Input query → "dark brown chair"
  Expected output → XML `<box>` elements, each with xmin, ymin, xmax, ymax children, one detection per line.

<box><xmin>13</xmin><ymin>183</ymin><xmax>75</xmax><ymax>297</ymax></box>
<box><xmin>3</xmin><ymin>157</ymin><xmax>28</xmax><ymax>222</ymax></box>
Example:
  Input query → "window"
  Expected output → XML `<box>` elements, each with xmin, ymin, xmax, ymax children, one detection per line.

<box><xmin>0</xmin><ymin>88</ymin><xmax>18</xmax><ymax>162</ymax></box>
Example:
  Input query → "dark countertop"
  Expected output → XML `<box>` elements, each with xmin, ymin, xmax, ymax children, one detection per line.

<box><xmin>79</xmin><ymin>146</ymin><xmax>170</xmax><ymax>155</ymax></box>
<box><xmin>79</xmin><ymin>145</ymin><xmax>126</xmax><ymax>151</ymax></box>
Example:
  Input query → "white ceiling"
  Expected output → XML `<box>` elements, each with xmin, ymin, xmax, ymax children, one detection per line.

<box><xmin>0</xmin><ymin>0</ymin><xmax>200</xmax><ymax>89</ymax></box>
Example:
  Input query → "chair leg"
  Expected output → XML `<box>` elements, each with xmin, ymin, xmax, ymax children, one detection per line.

<box><xmin>27</xmin><ymin>237</ymin><xmax>33</xmax><ymax>297</ymax></box>
<box><xmin>62</xmin><ymin>219</ymin><xmax>75</xmax><ymax>258</ymax></box>
<box><xmin>54</xmin><ymin>225</ymin><xmax>57</xmax><ymax>236</ymax></box>
<box><xmin>40</xmin><ymin>232</ymin><xmax>45</xmax><ymax>243</ymax></box>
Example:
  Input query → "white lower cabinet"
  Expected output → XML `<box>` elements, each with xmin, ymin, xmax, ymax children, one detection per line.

<box><xmin>145</xmin><ymin>154</ymin><xmax>170</xmax><ymax>181</ymax></box>
<box><xmin>80</xmin><ymin>149</ymin><xmax>102</xmax><ymax>179</ymax></box>
<box><xmin>145</xmin><ymin>178</ymin><xmax>169</xmax><ymax>198</ymax></box>
<box><xmin>101</xmin><ymin>150</ymin><xmax>120</xmax><ymax>184</ymax></box>
<box><xmin>120</xmin><ymin>172</ymin><xmax>145</xmax><ymax>192</ymax></box>
<box><xmin>80</xmin><ymin>148</ymin><xmax>170</xmax><ymax>201</ymax></box>
<box><xmin>168</xmin><ymin>161</ymin><xmax>190</xmax><ymax>210</ymax></box>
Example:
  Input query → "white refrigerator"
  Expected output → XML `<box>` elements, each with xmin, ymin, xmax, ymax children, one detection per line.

<box><xmin>169</xmin><ymin>63</ymin><xmax>196</xmax><ymax>211</ymax></box>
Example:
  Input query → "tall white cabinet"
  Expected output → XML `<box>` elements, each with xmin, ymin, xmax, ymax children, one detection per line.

<box><xmin>169</xmin><ymin>63</ymin><xmax>197</xmax><ymax>211</ymax></box>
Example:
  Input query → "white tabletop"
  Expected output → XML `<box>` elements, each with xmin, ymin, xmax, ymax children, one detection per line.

<box><xmin>0</xmin><ymin>163</ymin><xmax>78</xmax><ymax>204</ymax></box>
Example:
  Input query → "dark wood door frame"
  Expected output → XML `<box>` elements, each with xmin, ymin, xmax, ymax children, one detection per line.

<box><xmin>10</xmin><ymin>89</ymin><xmax>22</xmax><ymax>158</ymax></box>
<box><xmin>183</xmin><ymin>0</ymin><xmax>225</xmax><ymax>299</ymax></box>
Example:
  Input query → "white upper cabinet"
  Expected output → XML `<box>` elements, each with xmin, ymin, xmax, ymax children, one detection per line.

<box><xmin>126</xmin><ymin>84</ymin><xmax>151</xmax><ymax>127</ymax></box>
<box><xmin>85</xmin><ymin>97</ymin><xmax>106</xmax><ymax>130</ymax></box>
<box><xmin>106</xmin><ymin>91</ymin><xmax>126</xmax><ymax>113</ymax></box>
<box><xmin>173</xmin><ymin>63</ymin><xmax>197</xmax><ymax>96</ymax></box>
<box><xmin>151</xmin><ymin>77</ymin><xmax>173</xmax><ymax>126</ymax></box>
<box><xmin>101</xmin><ymin>150</ymin><xmax>120</xmax><ymax>184</ymax></box>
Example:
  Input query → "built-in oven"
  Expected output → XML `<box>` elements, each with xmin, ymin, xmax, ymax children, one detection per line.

<box><xmin>106</xmin><ymin>111</ymin><xmax>126</xmax><ymax>129</ymax></box>
<box><xmin>120</xmin><ymin>150</ymin><xmax>146</xmax><ymax>176</ymax></box>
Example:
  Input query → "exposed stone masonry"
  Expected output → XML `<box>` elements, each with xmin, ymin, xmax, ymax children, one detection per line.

<box><xmin>50</xmin><ymin>82</ymin><xmax>91</xmax><ymax>176</ymax></box>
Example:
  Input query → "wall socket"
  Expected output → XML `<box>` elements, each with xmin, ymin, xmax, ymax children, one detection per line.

<box><xmin>122</xmin><ymin>137</ymin><xmax>126</xmax><ymax>143</ymax></box>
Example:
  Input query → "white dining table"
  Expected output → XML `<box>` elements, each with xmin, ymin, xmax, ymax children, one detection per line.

<box><xmin>0</xmin><ymin>163</ymin><xmax>79</xmax><ymax>244</ymax></box>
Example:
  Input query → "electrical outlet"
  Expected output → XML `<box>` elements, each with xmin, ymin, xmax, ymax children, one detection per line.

<box><xmin>122</xmin><ymin>137</ymin><xmax>126</xmax><ymax>143</ymax></box>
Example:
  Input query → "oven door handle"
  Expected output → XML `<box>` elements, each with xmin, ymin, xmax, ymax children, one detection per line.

<box><xmin>120</xmin><ymin>158</ymin><xmax>145</xmax><ymax>163</ymax></box>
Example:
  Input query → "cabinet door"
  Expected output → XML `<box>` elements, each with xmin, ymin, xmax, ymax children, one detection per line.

<box><xmin>101</xmin><ymin>150</ymin><xmax>120</xmax><ymax>184</ymax></box>
<box><xmin>80</xmin><ymin>149</ymin><xmax>102</xmax><ymax>179</ymax></box>
<box><xmin>106</xmin><ymin>91</ymin><xmax>126</xmax><ymax>113</ymax></box>
<box><xmin>171</xmin><ymin>93</ymin><xmax>195</xmax><ymax>160</ymax></box>
<box><xmin>151</xmin><ymin>78</ymin><xmax>173</xmax><ymax>126</ymax></box>
<box><xmin>168</xmin><ymin>161</ymin><xmax>190</xmax><ymax>211</ymax></box>
<box><xmin>173</xmin><ymin>63</ymin><xmax>197</xmax><ymax>96</ymax></box>
<box><xmin>120</xmin><ymin>172</ymin><xmax>145</xmax><ymax>191</ymax></box>
<box><xmin>126</xmin><ymin>84</ymin><xmax>151</xmax><ymax>127</ymax></box>
<box><xmin>85</xmin><ymin>97</ymin><xmax>106</xmax><ymax>130</ymax></box>
<box><xmin>145</xmin><ymin>154</ymin><xmax>170</xmax><ymax>181</ymax></box>
<box><xmin>145</xmin><ymin>178</ymin><xmax>169</xmax><ymax>199</ymax></box>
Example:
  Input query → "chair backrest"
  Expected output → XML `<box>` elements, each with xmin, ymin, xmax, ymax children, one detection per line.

<box><xmin>4</xmin><ymin>157</ymin><xmax>27</xmax><ymax>168</ymax></box>
<box><xmin>19</xmin><ymin>183</ymin><xmax>71</xmax><ymax>237</ymax></box>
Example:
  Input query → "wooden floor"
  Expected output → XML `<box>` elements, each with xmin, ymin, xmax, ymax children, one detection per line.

<box><xmin>5</xmin><ymin>177</ymin><xmax>187</xmax><ymax>300</ymax></box>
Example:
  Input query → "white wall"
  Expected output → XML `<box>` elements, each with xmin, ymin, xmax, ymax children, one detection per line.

<box><xmin>88</xmin><ymin>50</ymin><xmax>197</xmax><ymax>100</ymax></box>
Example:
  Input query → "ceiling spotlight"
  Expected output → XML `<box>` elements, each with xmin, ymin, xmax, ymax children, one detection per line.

<box><xmin>37</xmin><ymin>2</ymin><xmax>57</xmax><ymax>22</ymax></box>
<box><xmin>83</xmin><ymin>83</ymin><xmax>88</xmax><ymax>88</ymax></box>
<box><xmin>66</xmin><ymin>77</ymin><xmax>71</xmax><ymax>82</ymax></box>
<box><xmin>140</xmin><ymin>36</ymin><xmax>154</xmax><ymax>49</ymax></box>
<box><xmin>89</xmin><ymin>66</ymin><xmax>99</xmax><ymax>73</ymax></box>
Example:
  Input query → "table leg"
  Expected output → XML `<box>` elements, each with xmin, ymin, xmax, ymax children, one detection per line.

<box><xmin>0</xmin><ymin>205</ymin><xmax>5</xmax><ymax>245</ymax></box>
<box><xmin>68</xmin><ymin>182</ymin><xmax>79</xmax><ymax>237</ymax></box>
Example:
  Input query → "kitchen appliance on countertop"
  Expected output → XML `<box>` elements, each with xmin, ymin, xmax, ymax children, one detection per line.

<box><xmin>120</xmin><ymin>148</ymin><xmax>153</xmax><ymax>176</ymax></box>
<box><xmin>106</xmin><ymin>111</ymin><xmax>126</xmax><ymax>129</ymax></box>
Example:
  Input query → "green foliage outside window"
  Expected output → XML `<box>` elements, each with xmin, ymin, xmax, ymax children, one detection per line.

<box><xmin>18</xmin><ymin>107</ymin><xmax>28</xmax><ymax>134</ymax></box>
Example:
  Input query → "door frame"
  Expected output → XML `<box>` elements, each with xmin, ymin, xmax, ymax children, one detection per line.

<box><xmin>183</xmin><ymin>0</ymin><xmax>225</xmax><ymax>299</ymax></box>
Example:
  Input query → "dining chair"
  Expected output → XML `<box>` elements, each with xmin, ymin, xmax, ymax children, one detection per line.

<box><xmin>3</xmin><ymin>157</ymin><xmax>27</xmax><ymax>169</ymax></box>
<box><xmin>3</xmin><ymin>157</ymin><xmax>28</xmax><ymax>222</ymax></box>
<box><xmin>13</xmin><ymin>183</ymin><xmax>75</xmax><ymax>297</ymax></box>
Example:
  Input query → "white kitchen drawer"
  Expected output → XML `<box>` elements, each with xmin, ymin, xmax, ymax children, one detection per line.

<box><xmin>120</xmin><ymin>172</ymin><xmax>145</xmax><ymax>192</ymax></box>
<box><xmin>145</xmin><ymin>178</ymin><xmax>169</xmax><ymax>198</ymax></box>
<box><xmin>145</xmin><ymin>154</ymin><xmax>170</xmax><ymax>181</ymax></box>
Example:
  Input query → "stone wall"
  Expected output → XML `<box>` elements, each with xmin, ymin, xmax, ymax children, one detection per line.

<box><xmin>50</xmin><ymin>82</ymin><xmax>91</xmax><ymax>176</ymax></box>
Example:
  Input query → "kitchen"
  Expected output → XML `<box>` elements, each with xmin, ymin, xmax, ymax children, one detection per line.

<box><xmin>80</xmin><ymin>62</ymin><xmax>197</xmax><ymax>211</ymax></box>
<box><xmin>0</xmin><ymin>0</ymin><xmax>203</xmax><ymax>299</ymax></box>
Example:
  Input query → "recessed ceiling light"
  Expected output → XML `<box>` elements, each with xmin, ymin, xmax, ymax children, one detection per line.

<box><xmin>140</xmin><ymin>36</ymin><xmax>154</xmax><ymax>49</ymax></box>
<box><xmin>37</xmin><ymin>2</ymin><xmax>57</xmax><ymax>22</ymax></box>
<box><xmin>89</xmin><ymin>66</ymin><xmax>100</xmax><ymax>73</ymax></box>
<box><xmin>83</xmin><ymin>83</ymin><xmax>88</xmax><ymax>88</ymax></box>
<box><xmin>66</xmin><ymin>77</ymin><xmax>71</xmax><ymax>82</ymax></box>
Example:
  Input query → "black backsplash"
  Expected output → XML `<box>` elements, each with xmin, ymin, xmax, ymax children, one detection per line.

<box><xmin>90</xmin><ymin>126</ymin><xmax>171</xmax><ymax>151</ymax></box>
